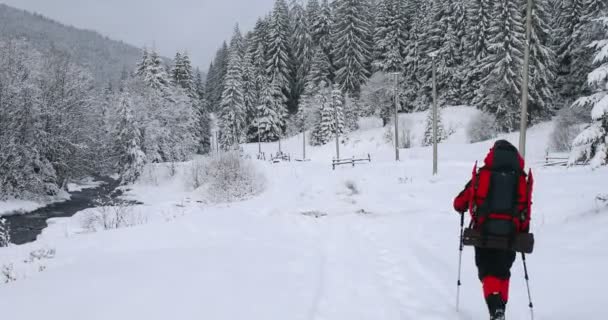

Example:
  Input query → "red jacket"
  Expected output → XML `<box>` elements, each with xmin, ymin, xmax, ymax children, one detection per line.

<box><xmin>453</xmin><ymin>146</ymin><xmax>531</xmax><ymax>233</ymax></box>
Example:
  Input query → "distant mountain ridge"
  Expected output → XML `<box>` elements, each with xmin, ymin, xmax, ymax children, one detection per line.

<box><xmin>0</xmin><ymin>3</ymin><xmax>150</xmax><ymax>85</ymax></box>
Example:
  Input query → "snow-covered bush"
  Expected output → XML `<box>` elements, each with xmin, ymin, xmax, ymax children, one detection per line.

<box><xmin>569</xmin><ymin>17</ymin><xmax>608</xmax><ymax>168</ymax></box>
<box><xmin>549</xmin><ymin>107</ymin><xmax>588</xmax><ymax>152</ymax></box>
<box><xmin>2</xmin><ymin>264</ymin><xmax>16</xmax><ymax>283</ymax></box>
<box><xmin>385</xmin><ymin>118</ymin><xmax>413</xmax><ymax>149</ymax></box>
<box><xmin>360</xmin><ymin>72</ymin><xmax>394</xmax><ymax>126</ymax></box>
<box><xmin>193</xmin><ymin>152</ymin><xmax>265</xmax><ymax>203</ymax></box>
<box><xmin>0</xmin><ymin>218</ymin><xmax>10</xmax><ymax>247</ymax></box>
<box><xmin>467</xmin><ymin>111</ymin><xmax>498</xmax><ymax>143</ymax></box>
<box><xmin>83</xmin><ymin>197</ymin><xmax>141</xmax><ymax>231</ymax></box>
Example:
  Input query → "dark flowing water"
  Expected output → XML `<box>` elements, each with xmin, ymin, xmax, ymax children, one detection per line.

<box><xmin>3</xmin><ymin>177</ymin><xmax>120</xmax><ymax>245</ymax></box>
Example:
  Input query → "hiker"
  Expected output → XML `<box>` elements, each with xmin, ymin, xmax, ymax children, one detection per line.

<box><xmin>453</xmin><ymin>140</ymin><xmax>532</xmax><ymax>320</ymax></box>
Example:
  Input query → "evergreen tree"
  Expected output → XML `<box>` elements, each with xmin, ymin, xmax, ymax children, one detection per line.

<box><xmin>255</xmin><ymin>78</ymin><xmax>287</xmax><ymax>141</ymax></box>
<box><xmin>373</xmin><ymin>0</ymin><xmax>408</xmax><ymax>73</ymax></box>
<box><xmin>569</xmin><ymin>16</ymin><xmax>608</xmax><ymax>168</ymax></box>
<box><xmin>206</xmin><ymin>42</ymin><xmax>229</xmax><ymax>112</ymax></box>
<box><xmin>218</xmin><ymin>46</ymin><xmax>246</xmax><ymax>148</ymax></box>
<box><xmin>290</xmin><ymin>0</ymin><xmax>314</xmax><ymax>113</ymax></box>
<box><xmin>527</xmin><ymin>0</ymin><xmax>558</xmax><ymax>123</ymax></box>
<box><xmin>136</xmin><ymin>48</ymin><xmax>171</xmax><ymax>93</ymax></box>
<box><xmin>555</xmin><ymin>0</ymin><xmax>592</xmax><ymax>102</ymax></box>
<box><xmin>474</xmin><ymin>0</ymin><xmax>525</xmax><ymax>131</ymax></box>
<box><xmin>312</xmin><ymin>0</ymin><xmax>335</xmax><ymax>77</ymax></box>
<box><xmin>0</xmin><ymin>218</ymin><xmax>9</xmax><ymax>247</ymax></box>
<box><xmin>422</xmin><ymin>107</ymin><xmax>447</xmax><ymax>146</ymax></box>
<box><xmin>114</xmin><ymin>93</ymin><xmax>145</xmax><ymax>184</ymax></box>
<box><xmin>306</xmin><ymin>0</ymin><xmax>321</xmax><ymax>31</ymax></box>
<box><xmin>267</xmin><ymin>0</ymin><xmax>292</xmax><ymax>109</ymax></box>
<box><xmin>402</xmin><ymin>0</ymin><xmax>430</xmax><ymax>112</ymax></box>
<box><xmin>332</xmin><ymin>0</ymin><xmax>373</xmax><ymax>95</ymax></box>
<box><xmin>306</xmin><ymin>47</ymin><xmax>333</xmax><ymax>91</ymax></box>
<box><xmin>194</xmin><ymin>68</ymin><xmax>205</xmax><ymax>101</ymax></box>
<box><xmin>465</xmin><ymin>0</ymin><xmax>493</xmax><ymax>102</ymax></box>
<box><xmin>230</xmin><ymin>24</ymin><xmax>245</xmax><ymax>58</ymax></box>
<box><xmin>310</xmin><ymin>83</ymin><xmax>345</xmax><ymax>145</ymax></box>
<box><xmin>171</xmin><ymin>51</ymin><xmax>196</xmax><ymax>97</ymax></box>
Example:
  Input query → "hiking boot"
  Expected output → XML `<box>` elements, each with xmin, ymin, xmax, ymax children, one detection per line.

<box><xmin>486</xmin><ymin>293</ymin><xmax>506</xmax><ymax>320</ymax></box>
<box><xmin>491</xmin><ymin>308</ymin><xmax>505</xmax><ymax>320</ymax></box>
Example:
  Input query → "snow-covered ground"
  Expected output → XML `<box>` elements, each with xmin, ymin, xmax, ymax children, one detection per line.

<box><xmin>1</xmin><ymin>106</ymin><xmax>607</xmax><ymax>320</ymax></box>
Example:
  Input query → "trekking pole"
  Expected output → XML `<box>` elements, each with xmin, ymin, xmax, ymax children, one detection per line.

<box><xmin>522</xmin><ymin>253</ymin><xmax>534</xmax><ymax>320</ymax></box>
<box><xmin>456</xmin><ymin>211</ymin><xmax>465</xmax><ymax>311</ymax></box>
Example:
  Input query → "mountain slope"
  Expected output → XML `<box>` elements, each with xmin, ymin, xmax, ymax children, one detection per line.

<box><xmin>0</xmin><ymin>3</ymin><xmax>143</xmax><ymax>85</ymax></box>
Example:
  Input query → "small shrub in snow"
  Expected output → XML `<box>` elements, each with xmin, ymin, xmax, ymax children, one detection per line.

<box><xmin>1</xmin><ymin>264</ymin><xmax>15</xmax><ymax>283</ymax></box>
<box><xmin>596</xmin><ymin>194</ymin><xmax>608</xmax><ymax>213</ymax></box>
<box><xmin>24</xmin><ymin>248</ymin><xmax>56</xmax><ymax>263</ymax></box>
<box><xmin>549</xmin><ymin>107</ymin><xmax>587</xmax><ymax>152</ymax></box>
<box><xmin>84</xmin><ymin>197</ymin><xmax>141</xmax><ymax>231</ymax></box>
<box><xmin>467</xmin><ymin>112</ymin><xmax>498</xmax><ymax>143</ymax></box>
<box><xmin>193</xmin><ymin>152</ymin><xmax>265</xmax><ymax>203</ymax></box>
<box><xmin>0</xmin><ymin>218</ymin><xmax>10</xmax><ymax>247</ymax></box>
<box><xmin>385</xmin><ymin>118</ymin><xmax>413</xmax><ymax>149</ymax></box>
<box><xmin>344</xmin><ymin>180</ymin><xmax>359</xmax><ymax>195</ymax></box>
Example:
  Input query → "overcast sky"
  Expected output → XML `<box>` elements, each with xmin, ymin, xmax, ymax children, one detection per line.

<box><xmin>0</xmin><ymin>0</ymin><xmax>275</xmax><ymax>69</ymax></box>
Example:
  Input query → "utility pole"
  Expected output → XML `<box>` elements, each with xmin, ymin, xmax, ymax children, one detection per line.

<box><xmin>302</xmin><ymin>131</ymin><xmax>306</xmax><ymax>160</ymax></box>
<box><xmin>302</xmin><ymin>112</ymin><xmax>306</xmax><ymax>160</ymax></box>
<box><xmin>519</xmin><ymin>0</ymin><xmax>534</xmax><ymax>159</ymax></box>
<box><xmin>430</xmin><ymin>51</ymin><xmax>439</xmax><ymax>175</ymax></box>
<box><xmin>390</xmin><ymin>72</ymin><xmax>401</xmax><ymax>161</ymax></box>
<box><xmin>257</xmin><ymin>111</ymin><xmax>262</xmax><ymax>155</ymax></box>
<box><xmin>334</xmin><ymin>97</ymin><xmax>340</xmax><ymax>160</ymax></box>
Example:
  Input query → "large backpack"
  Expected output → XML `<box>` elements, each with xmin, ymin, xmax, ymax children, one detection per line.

<box><xmin>470</xmin><ymin>146</ymin><xmax>533</xmax><ymax>238</ymax></box>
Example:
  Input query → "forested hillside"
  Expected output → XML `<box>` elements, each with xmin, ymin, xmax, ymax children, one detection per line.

<box><xmin>0</xmin><ymin>4</ymin><xmax>145</xmax><ymax>85</ymax></box>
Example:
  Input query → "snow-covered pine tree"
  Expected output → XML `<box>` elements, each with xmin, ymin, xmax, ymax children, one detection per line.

<box><xmin>555</xmin><ymin>0</ymin><xmax>592</xmax><ymax>103</ymax></box>
<box><xmin>138</xmin><ymin>49</ymin><xmax>171</xmax><ymax>93</ymax></box>
<box><xmin>402</xmin><ymin>0</ymin><xmax>432</xmax><ymax>111</ymax></box>
<box><xmin>426</xmin><ymin>0</ymin><xmax>467</xmax><ymax>105</ymax></box>
<box><xmin>193</xmin><ymin>68</ymin><xmax>212</xmax><ymax>154</ymax></box>
<box><xmin>372</xmin><ymin>0</ymin><xmax>391</xmax><ymax>71</ymax></box>
<box><xmin>373</xmin><ymin>0</ymin><xmax>408</xmax><ymax>73</ymax></box>
<box><xmin>206</xmin><ymin>42</ymin><xmax>229</xmax><ymax>112</ymax></box>
<box><xmin>0</xmin><ymin>218</ymin><xmax>9</xmax><ymax>247</ymax></box>
<box><xmin>422</xmin><ymin>106</ymin><xmax>447</xmax><ymax>146</ymax></box>
<box><xmin>171</xmin><ymin>52</ymin><xmax>184</xmax><ymax>85</ymax></box>
<box><xmin>114</xmin><ymin>93</ymin><xmax>146</xmax><ymax>184</ymax></box>
<box><xmin>230</xmin><ymin>24</ymin><xmax>245</xmax><ymax>58</ymax></box>
<box><xmin>312</xmin><ymin>0</ymin><xmax>335</xmax><ymax>78</ymax></box>
<box><xmin>242</xmin><ymin>46</ymin><xmax>259</xmax><ymax>139</ymax></box>
<box><xmin>267</xmin><ymin>0</ymin><xmax>292</xmax><ymax>109</ymax></box>
<box><xmin>136</xmin><ymin>48</ymin><xmax>150</xmax><ymax>76</ymax></box>
<box><xmin>527</xmin><ymin>0</ymin><xmax>557</xmax><ymax>123</ymax></box>
<box><xmin>306</xmin><ymin>47</ymin><xmax>333</xmax><ymax>91</ymax></box>
<box><xmin>473</xmin><ymin>0</ymin><xmax>525</xmax><ymax>131</ymax></box>
<box><xmin>569</xmin><ymin>17</ymin><xmax>608</xmax><ymax>168</ymax></box>
<box><xmin>290</xmin><ymin>0</ymin><xmax>314</xmax><ymax>113</ymax></box>
<box><xmin>256</xmin><ymin>78</ymin><xmax>287</xmax><ymax>141</ymax></box>
<box><xmin>218</xmin><ymin>43</ymin><xmax>246</xmax><ymax>149</ymax></box>
<box><xmin>310</xmin><ymin>82</ymin><xmax>345</xmax><ymax>145</ymax></box>
<box><xmin>171</xmin><ymin>52</ymin><xmax>196</xmax><ymax>98</ymax></box>
<box><xmin>465</xmin><ymin>0</ymin><xmax>493</xmax><ymax>102</ymax></box>
<box><xmin>194</xmin><ymin>68</ymin><xmax>205</xmax><ymax>101</ymax></box>
<box><xmin>332</xmin><ymin>0</ymin><xmax>372</xmax><ymax>96</ymax></box>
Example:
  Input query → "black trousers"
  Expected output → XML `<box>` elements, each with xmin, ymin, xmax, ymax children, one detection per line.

<box><xmin>475</xmin><ymin>247</ymin><xmax>516</xmax><ymax>280</ymax></box>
